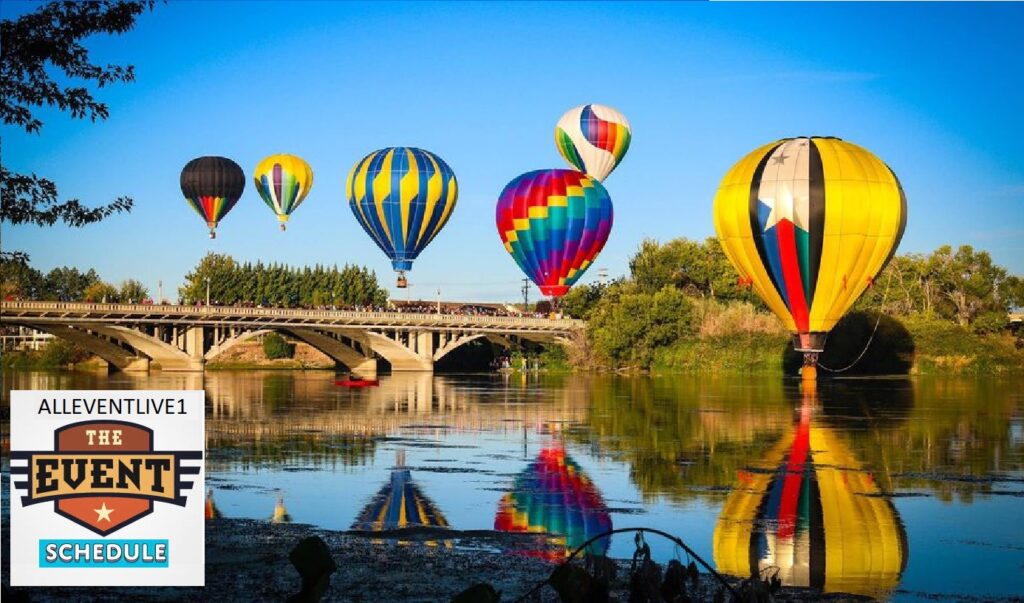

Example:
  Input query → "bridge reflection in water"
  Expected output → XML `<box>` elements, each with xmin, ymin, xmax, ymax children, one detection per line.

<box><xmin>713</xmin><ymin>383</ymin><xmax>908</xmax><ymax>598</ymax></box>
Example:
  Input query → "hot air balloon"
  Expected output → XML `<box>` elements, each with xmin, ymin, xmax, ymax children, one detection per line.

<box><xmin>253</xmin><ymin>154</ymin><xmax>313</xmax><ymax>231</ymax></box>
<box><xmin>712</xmin><ymin>137</ymin><xmax>907</xmax><ymax>380</ymax></box>
<box><xmin>496</xmin><ymin>169</ymin><xmax>613</xmax><ymax>299</ymax></box>
<box><xmin>180</xmin><ymin>156</ymin><xmax>245</xmax><ymax>239</ymax></box>
<box><xmin>555</xmin><ymin>104</ymin><xmax>631</xmax><ymax>182</ymax></box>
<box><xmin>713</xmin><ymin>384</ymin><xmax>907</xmax><ymax>597</ymax></box>
<box><xmin>494</xmin><ymin>446</ymin><xmax>612</xmax><ymax>560</ymax></box>
<box><xmin>346</xmin><ymin>147</ymin><xmax>458</xmax><ymax>288</ymax></box>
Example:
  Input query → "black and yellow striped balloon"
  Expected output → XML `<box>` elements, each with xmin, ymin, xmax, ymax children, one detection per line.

<box><xmin>713</xmin><ymin>137</ymin><xmax>907</xmax><ymax>360</ymax></box>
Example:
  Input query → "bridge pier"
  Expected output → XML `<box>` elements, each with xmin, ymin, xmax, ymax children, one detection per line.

<box><xmin>124</xmin><ymin>357</ymin><xmax>151</xmax><ymax>372</ymax></box>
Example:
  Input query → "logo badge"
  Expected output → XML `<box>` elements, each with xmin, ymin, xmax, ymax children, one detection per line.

<box><xmin>10</xmin><ymin>390</ymin><xmax>205</xmax><ymax>586</ymax></box>
<box><xmin>12</xmin><ymin>420</ymin><xmax>201</xmax><ymax>536</ymax></box>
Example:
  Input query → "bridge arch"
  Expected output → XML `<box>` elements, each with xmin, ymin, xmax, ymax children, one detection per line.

<box><xmin>284</xmin><ymin>328</ymin><xmax>378</xmax><ymax>377</ymax></box>
<box><xmin>205</xmin><ymin>329</ymin><xmax>273</xmax><ymax>361</ymax></box>
<box><xmin>84</xmin><ymin>324</ymin><xmax>200</xmax><ymax>371</ymax></box>
<box><xmin>14</xmin><ymin>324</ymin><xmax>150</xmax><ymax>371</ymax></box>
<box><xmin>433</xmin><ymin>333</ymin><xmax>521</xmax><ymax>362</ymax></box>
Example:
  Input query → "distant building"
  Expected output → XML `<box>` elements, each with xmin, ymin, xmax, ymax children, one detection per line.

<box><xmin>0</xmin><ymin>326</ymin><xmax>53</xmax><ymax>351</ymax></box>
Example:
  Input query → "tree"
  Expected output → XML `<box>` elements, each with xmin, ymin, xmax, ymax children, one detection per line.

<box><xmin>0</xmin><ymin>257</ymin><xmax>44</xmax><ymax>299</ymax></box>
<box><xmin>118</xmin><ymin>278</ymin><xmax>149</xmax><ymax>302</ymax></box>
<box><xmin>628</xmin><ymin>237</ymin><xmax>757</xmax><ymax>303</ymax></box>
<box><xmin>179</xmin><ymin>253</ymin><xmax>388</xmax><ymax>307</ymax></box>
<box><xmin>83</xmin><ymin>281</ymin><xmax>119</xmax><ymax>302</ymax></box>
<box><xmin>588</xmin><ymin>284</ymin><xmax>695</xmax><ymax>369</ymax></box>
<box><xmin>559</xmin><ymin>282</ymin><xmax>610</xmax><ymax>320</ymax></box>
<box><xmin>41</xmin><ymin>266</ymin><xmax>100</xmax><ymax>301</ymax></box>
<box><xmin>179</xmin><ymin>253</ymin><xmax>238</xmax><ymax>304</ymax></box>
<box><xmin>1</xmin><ymin>1</ymin><xmax>153</xmax><ymax>260</ymax></box>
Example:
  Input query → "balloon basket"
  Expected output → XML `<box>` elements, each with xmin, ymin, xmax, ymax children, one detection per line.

<box><xmin>396</xmin><ymin>274</ymin><xmax>408</xmax><ymax>289</ymax></box>
<box><xmin>209</xmin><ymin>230</ymin><xmax>216</xmax><ymax>239</ymax></box>
<box><xmin>280</xmin><ymin>223</ymin><xmax>286</xmax><ymax>231</ymax></box>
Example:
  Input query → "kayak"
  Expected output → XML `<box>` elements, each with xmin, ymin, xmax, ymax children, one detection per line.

<box><xmin>335</xmin><ymin>379</ymin><xmax>379</xmax><ymax>388</ymax></box>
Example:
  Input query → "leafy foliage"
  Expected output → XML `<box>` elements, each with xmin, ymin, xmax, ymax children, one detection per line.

<box><xmin>588</xmin><ymin>284</ymin><xmax>694</xmax><ymax>369</ymax></box>
<box><xmin>858</xmin><ymin>245</ymin><xmax>1022</xmax><ymax>328</ymax></box>
<box><xmin>38</xmin><ymin>338</ymin><xmax>90</xmax><ymax>366</ymax></box>
<box><xmin>83</xmin><ymin>281</ymin><xmax>119</xmax><ymax>302</ymax></box>
<box><xmin>118</xmin><ymin>278</ymin><xmax>149</xmax><ymax>302</ymax></box>
<box><xmin>262</xmin><ymin>333</ymin><xmax>295</xmax><ymax>360</ymax></box>
<box><xmin>178</xmin><ymin>253</ymin><xmax>389</xmax><ymax>308</ymax></box>
<box><xmin>576</xmin><ymin>237</ymin><xmax>1020</xmax><ymax>372</ymax></box>
<box><xmin>1</xmin><ymin>1</ymin><xmax>152</xmax><ymax>259</ymax></box>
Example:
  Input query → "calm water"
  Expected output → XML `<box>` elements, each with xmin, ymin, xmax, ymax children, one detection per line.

<box><xmin>3</xmin><ymin>369</ymin><xmax>1023</xmax><ymax>600</ymax></box>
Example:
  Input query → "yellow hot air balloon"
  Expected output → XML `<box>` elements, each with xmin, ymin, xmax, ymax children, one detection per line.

<box><xmin>253</xmin><ymin>154</ymin><xmax>314</xmax><ymax>230</ymax></box>
<box><xmin>713</xmin><ymin>137</ymin><xmax>907</xmax><ymax>380</ymax></box>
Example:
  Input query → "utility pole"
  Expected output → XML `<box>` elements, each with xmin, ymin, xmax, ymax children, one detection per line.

<box><xmin>205</xmin><ymin>277</ymin><xmax>211</xmax><ymax>307</ymax></box>
<box><xmin>157</xmin><ymin>280</ymin><xmax>163</xmax><ymax>304</ymax></box>
<box><xmin>521</xmin><ymin>278</ymin><xmax>530</xmax><ymax>312</ymax></box>
<box><xmin>598</xmin><ymin>268</ymin><xmax>608</xmax><ymax>286</ymax></box>
<box><xmin>436</xmin><ymin>288</ymin><xmax>441</xmax><ymax>314</ymax></box>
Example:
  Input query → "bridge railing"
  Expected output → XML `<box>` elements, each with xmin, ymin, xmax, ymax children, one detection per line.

<box><xmin>1</xmin><ymin>300</ymin><xmax>584</xmax><ymax>330</ymax></box>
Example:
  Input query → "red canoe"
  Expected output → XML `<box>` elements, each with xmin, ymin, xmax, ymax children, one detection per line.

<box><xmin>334</xmin><ymin>379</ymin><xmax>379</xmax><ymax>388</ymax></box>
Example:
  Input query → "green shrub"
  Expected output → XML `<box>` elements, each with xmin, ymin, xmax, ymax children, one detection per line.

<box><xmin>589</xmin><ymin>285</ymin><xmax>694</xmax><ymax>369</ymax></box>
<box><xmin>262</xmin><ymin>332</ymin><xmax>295</xmax><ymax>360</ymax></box>
<box><xmin>38</xmin><ymin>338</ymin><xmax>89</xmax><ymax>367</ymax></box>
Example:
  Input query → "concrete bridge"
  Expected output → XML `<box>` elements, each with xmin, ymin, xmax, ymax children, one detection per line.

<box><xmin>0</xmin><ymin>301</ymin><xmax>583</xmax><ymax>376</ymax></box>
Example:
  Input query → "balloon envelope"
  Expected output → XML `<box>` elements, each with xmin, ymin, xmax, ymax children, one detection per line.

<box><xmin>555</xmin><ymin>104</ymin><xmax>631</xmax><ymax>182</ymax></box>
<box><xmin>254</xmin><ymin>154</ymin><xmax>313</xmax><ymax>229</ymax></box>
<box><xmin>712</xmin><ymin>137</ymin><xmax>907</xmax><ymax>352</ymax></box>
<box><xmin>496</xmin><ymin>169</ymin><xmax>613</xmax><ymax>298</ymax></box>
<box><xmin>180</xmin><ymin>156</ymin><xmax>245</xmax><ymax>238</ymax></box>
<box><xmin>346</xmin><ymin>147</ymin><xmax>458</xmax><ymax>273</ymax></box>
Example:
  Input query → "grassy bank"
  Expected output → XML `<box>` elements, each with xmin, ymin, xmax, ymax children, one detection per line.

<box><xmin>653</xmin><ymin>332</ymin><xmax>788</xmax><ymax>373</ymax></box>
<box><xmin>906</xmin><ymin>315</ymin><xmax>1024</xmax><ymax>375</ymax></box>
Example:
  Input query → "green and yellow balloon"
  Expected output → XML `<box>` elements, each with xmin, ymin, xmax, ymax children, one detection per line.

<box><xmin>253</xmin><ymin>154</ymin><xmax>314</xmax><ymax>230</ymax></box>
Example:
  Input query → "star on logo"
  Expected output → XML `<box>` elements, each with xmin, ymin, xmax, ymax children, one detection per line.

<box><xmin>94</xmin><ymin>503</ymin><xmax>115</xmax><ymax>523</ymax></box>
<box><xmin>772</xmin><ymin>153</ymin><xmax>789</xmax><ymax>165</ymax></box>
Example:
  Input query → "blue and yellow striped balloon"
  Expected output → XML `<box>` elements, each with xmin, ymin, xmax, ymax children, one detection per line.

<box><xmin>346</xmin><ymin>147</ymin><xmax>458</xmax><ymax>275</ymax></box>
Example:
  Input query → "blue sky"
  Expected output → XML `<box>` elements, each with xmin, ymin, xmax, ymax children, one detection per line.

<box><xmin>3</xmin><ymin>1</ymin><xmax>1022</xmax><ymax>302</ymax></box>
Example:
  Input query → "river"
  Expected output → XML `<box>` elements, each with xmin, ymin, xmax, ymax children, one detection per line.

<box><xmin>2</xmin><ymin>369</ymin><xmax>1022</xmax><ymax>601</ymax></box>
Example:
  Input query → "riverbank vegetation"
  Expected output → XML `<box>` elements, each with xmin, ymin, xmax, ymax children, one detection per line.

<box><xmin>560</xmin><ymin>238</ymin><xmax>1023</xmax><ymax>375</ymax></box>
<box><xmin>0</xmin><ymin>338</ymin><xmax>90</xmax><ymax>369</ymax></box>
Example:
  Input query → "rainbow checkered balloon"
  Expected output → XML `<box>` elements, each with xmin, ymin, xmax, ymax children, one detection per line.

<box><xmin>555</xmin><ymin>104</ymin><xmax>631</xmax><ymax>182</ymax></box>
<box><xmin>496</xmin><ymin>169</ymin><xmax>613</xmax><ymax>298</ymax></box>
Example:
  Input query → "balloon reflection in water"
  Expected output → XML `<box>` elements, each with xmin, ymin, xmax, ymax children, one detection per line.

<box><xmin>495</xmin><ymin>446</ymin><xmax>612</xmax><ymax>560</ymax></box>
<box><xmin>713</xmin><ymin>384</ymin><xmax>907</xmax><ymax>597</ymax></box>
<box><xmin>352</xmin><ymin>451</ymin><xmax>450</xmax><ymax>546</ymax></box>
<box><xmin>271</xmin><ymin>494</ymin><xmax>292</xmax><ymax>524</ymax></box>
<box><xmin>205</xmin><ymin>488</ymin><xmax>220</xmax><ymax>520</ymax></box>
